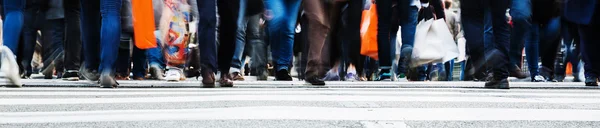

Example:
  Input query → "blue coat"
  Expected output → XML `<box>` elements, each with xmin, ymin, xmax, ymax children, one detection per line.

<box><xmin>563</xmin><ymin>0</ymin><xmax>599</xmax><ymax>25</ymax></box>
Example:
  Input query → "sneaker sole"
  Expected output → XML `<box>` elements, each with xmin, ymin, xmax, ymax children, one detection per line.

<box><xmin>62</xmin><ymin>77</ymin><xmax>80</xmax><ymax>81</ymax></box>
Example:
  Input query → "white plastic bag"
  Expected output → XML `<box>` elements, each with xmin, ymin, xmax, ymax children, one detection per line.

<box><xmin>411</xmin><ymin>18</ymin><xmax>459</xmax><ymax>67</ymax></box>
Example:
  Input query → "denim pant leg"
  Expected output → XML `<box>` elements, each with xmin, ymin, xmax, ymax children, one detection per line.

<box><xmin>20</xmin><ymin>7</ymin><xmax>41</xmax><ymax>76</ymax></box>
<box><xmin>146</xmin><ymin>39</ymin><xmax>165</xmax><ymax>69</ymax></box>
<box><xmin>489</xmin><ymin>0</ymin><xmax>511</xmax><ymax>79</ymax></box>
<box><xmin>266</xmin><ymin>0</ymin><xmax>301</xmax><ymax>71</ymax></box>
<box><xmin>2</xmin><ymin>0</ymin><xmax>25</xmax><ymax>53</ymax></box>
<box><xmin>460</xmin><ymin>0</ymin><xmax>485</xmax><ymax>78</ymax></box>
<box><xmin>397</xmin><ymin>5</ymin><xmax>418</xmax><ymax>74</ymax></box>
<box><xmin>197</xmin><ymin>0</ymin><xmax>217</xmax><ymax>72</ymax></box>
<box><xmin>80</xmin><ymin>0</ymin><xmax>101</xmax><ymax>70</ymax></box>
<box><xmin>508</xmin><ymin>0</ymin><xmax>532</xmax><ymax>67</ymax></box>
<box><xmin>247</xmin><ymin>14</ymin><xmax>267</xmax><ymax>75</ymax></box>
<box><xmin>98</xmin><ymin>0</ymin><xmax>122</xmax><ymax>75</ymax></box>
<box><xmin>538</xmin><ymin>17</ymin><xmax>561</xmax><ymax>71</ymax></box>
<box><xmin>578</xmin><ymin>24</ymin><xmax>600</xmax><ymax>78</ymax></box>
<box><xmin>525</xmin><ymin>24</ymin><xmax>540</xmax><ymax>77</ymax></box>
<box><xmin>63</xmin><ymin>0</ymin><xmax>82</xmax><ymax>71</ymax></box>
<box><xmin>230</xmin><ymin>0</ymin><xmax>248</xmax><ymax>73</ymax></box>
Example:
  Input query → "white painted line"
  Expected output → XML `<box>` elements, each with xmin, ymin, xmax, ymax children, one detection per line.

<box><xmin>2</xmin><ymin>107</ymin><xmax>600</xmax><ymax>123</ymax></box>
<box><xmin>1</xmin><ymin>95</ymin><xmax>599</xmax><ymax>105</ymax></box>
<box><xmin>1</xmin><ymin>91</ymin><xmax>599</xmax><ymax>97</ymax></box>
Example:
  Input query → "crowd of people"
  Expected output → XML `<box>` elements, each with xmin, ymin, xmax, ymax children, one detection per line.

<box><xmin>1</xmin><ymin>0</ymin><xmax>599</xmax><ymax>89</ymax></box>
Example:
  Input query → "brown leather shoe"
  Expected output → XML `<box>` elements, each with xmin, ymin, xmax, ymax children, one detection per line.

<box><xmin>219</xmin><ymin>73</ymin><xmax>234</xmax><ymax>87</ymax></box>
<box><xmin>201</xmin><ymin>70</ymin><xmax>215</xmax><ymax>87</ymax></box>
<box><xmin>509</xmin><ymin>65</ymin><xmax>529</xmax><ymax>79</ymax></box>
<box><xmin>231</xmin><ymin>72</ymin><xmax>245</xmax><ymax>81</ymax></box>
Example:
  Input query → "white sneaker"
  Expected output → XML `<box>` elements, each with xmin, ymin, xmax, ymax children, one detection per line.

<box><xmin>1</xmin><ymin>46</ymin><xmax>22</xmax><ymax>87</ymax></box>
<box><xmin>165</xmin><ymin>68</ymin><xmax>182</xmax><ymax>82</ymax></box>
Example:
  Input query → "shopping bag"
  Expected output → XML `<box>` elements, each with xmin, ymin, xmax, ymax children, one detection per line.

<box><xmin>411</xmin><ymin>18</ymin><xmax>459</xmax><ymax>67</ymax></box>
<box><xmin>158</xmin><ymin>0</ymin><xmax>191</xmax><ymax>66</ymax></box>
<box><xmin>360</xmin><ymin>0</ymin><xmax>379</xmax><ymax>60</ymax></box>
<box><xmin>132</xmin><ymin>0</ymin><xmax>157</xmax><ymax>49</ymax></box>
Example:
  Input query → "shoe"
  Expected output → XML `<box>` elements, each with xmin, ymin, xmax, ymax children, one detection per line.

<box><xmin>99</xmin><ymin>74</ymin><xmax>118</xmax><ymax>88</ymax></box>
<box><xmin>257</xmin><ymin>70</ymin><xmax>268</xmax><ymax>81</ymax></box>
<box><xmin>585</xmin><ymin>77</ymin><xmax>598</xmax><ymax>86</ymax></box>
<box><xmin>554</xmin><ymin>75</ymin><xmax>565</xmax><ymax>82</ymax></box>
<box><xmin>56</xmin><ymin>71</ymin><xmax>63</xmax><ymax>79</ymax></box>
<box><xmin>531</xmin><ymin>75</ymin><xmax>546</xmax><ymax>82</ymax></box>
<box><xmin>306</xmin><ymin>75</ymin><xmax>325</xmax><ymax>86</ymax></box>
<box><xmin>275</xmin><ymin>69</ymin><xmax>293</xmax><ymax>81</ymax></box>
<box><xmin>540</xmin><ymin>66</ymin><xmax>555</xmax><ymax>82</ymax></box>
<box><xmin>132</xmin><ymin>76</ymin><xmax>145</xmax><ymax>80</ymax></box>
<box><xmin>201</xmin><ymin>69</ymin><xmax>216</xmax><ymax>87</ymax></box>
<box><xmin>231</xmin><ymin>72</ymin><xmax>245</xmax><ymax>81</ymax></box>
<box><xmin>41</xmin><ymin>62</ymin><xmax>55</xmax><ymax>79</ymax></box>
<box><xmin>219</xmin><ymin>73</ymin><xmax>234</xmax><ymax>87</ymax></box>
<box><xmin>149</xmin><ymin>65</ymin><xmax>165</xmax><ymax>80</ymax></box>
<box><xmin>345</xmin><ymin>73</ymin><xmax>359</xmax><ymax>81</ymax></box>
<box><xmin>1</xmin><ymin>46</ymin><xmax>22</xmax><ymax>87</ymax></box>
<box><xmin>376</xmin><ymin>70</ymin><xmax>392</xmax><ymax>81</ymax></box>
<box><xmin>323</xmin><ymin>71</ymin><xmax>341</xmax><ymax>81</ymax></box>
<box><xmin>80</xmin><ymin>69</ymin><xmax>100</xmax><ymax>82</ymax></box>
<box><xmin>573</xmin><ymin>77</ymin><xmax>582</xmax><ymax>82</ymax></box>
<box><xmin>509</xmin><ymin>65</ymin><xmax>529</xmax><ymax>79</ymax></box>
<box><xmin>115</xmin><ymin>74</ymin><xmax>130</xmax><ymax>80</ymax></box>
<box><xmin>62</xmin><ymin>70</ymin><xmax>80</xmax><ymax>81</ymax></box>
<box><xmin>485</xmin><ymin>78</ymin><xmax>510</xmax><ymax>89</ymax></box>
<box><xmin>165</xmin><ymin>68</ymin><xmax>182</xmax><ymax>82</ymax></box>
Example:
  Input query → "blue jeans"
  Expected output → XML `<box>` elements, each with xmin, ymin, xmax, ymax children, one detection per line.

<box><xmin>197</xmin><ymin>0</ymin><xmax>217</xmax><ymax>72</ymax></box>
<box><xmin>508</xmin><ymin>0</ymin><xmax>532</xmax><ymax>68</ymax></box>
<box><xmin>2</xmin><ymin>0</ymin><xmax>25</xmax><ymax>53</ymax></box>
<box><xmin>230</xmin><ymin>0</ymin><xmax>248</xmax><ymax>73</ymax></box>
<box><xmin>265</xmin><ymin>0</ymin><xmax>301</xmax><ymax>71</ymax></box>
<box><xmin>80</xmin><ymin>0</ymin><xmax>122</xmax><ymax>75</ymax></box>
<box><xmin>525</xmin><ymin>24</ymin><xmax>540</xmax><ymax>76</ymax></box>
<box><xmin>396</xmin><ymin>5</ymin><xmax>419</xmax><ymax>75</ymax></box>
<box><xmin>461</xmin><ymin>0</ymin><xmax>511</xmax><ymax>79</ymax></box>
<box><xmin>146</xmin><ymin>38</ymin><xmax>165</xmax><ymax>69</ymax></box>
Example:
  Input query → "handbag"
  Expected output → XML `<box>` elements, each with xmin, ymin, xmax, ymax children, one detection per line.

<box><xmin>132</xmin><ymin>0</ymin><xmax>158</xmax><ymax>49</ymax></box>
<box><xmin>411</xmin><ymin>18</ymin><xmax>459</xmax><ymax>67</ymax></box>
<box><xmin>360</xmin><ymin>0</ymin><xmax>379</xmax><ymax>60</ymax></box>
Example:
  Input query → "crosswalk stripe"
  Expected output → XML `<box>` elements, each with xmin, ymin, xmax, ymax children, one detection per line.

<box><xmin>2</xmin><ymin>107</ymin><xmax>600</xmax><ymax>123</ymax></box>
<box><xmin>1</xmin><ymin>91</ymin><xmax>599</xmax><ymax>97</ymax></box>
<box><xmin>2</xmin><ymin>95</ymin><xmax>599</xmax><ymax>105</ymax></box>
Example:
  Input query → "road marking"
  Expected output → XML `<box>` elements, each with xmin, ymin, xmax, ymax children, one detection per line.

<box><xmin>2</xmin><ymin>107</ymin><xmax>600</xmax><ymax>123</ymax></box>
<box><xmin>1</xmin><ymin>91</ymin><xmax>599</xmax><ymax>97</ymax></box>
<box><xmin>1</xmin><ymin>95</ymin><xmax>599</xmax><ymax>105</ymax></box>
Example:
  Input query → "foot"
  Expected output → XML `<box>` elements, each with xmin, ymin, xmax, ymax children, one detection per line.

<box><xmin>149</xmin><ymin>65</ymin><xmax>165</xmax><ymax>80</ymax></box>
<box><xmin>1</xmin><ymin>46</ymin><xmax>22</xmax><ymax>87</ymax></box>
<box><xmin>201</xmin><ymin>69</ymin><xmax>216</xmax><ymax>86</ymax></box>
<box><xmin>323</xmin><ymin>71</ymin><xmax>341</xmax><ymax>81</ymax></box>
<box><xmin>275</xmin><ymin>69</ymin><xmax>293</xmax><ymax>81</ymax></box>
<box><xmin>62</xmin><ymin>70</ymin><xmax>80</xmax><ymax>81</ymax></box>
<box><xmin>305</xmin><ymin>75</ymin><xmax>325</xmax><ymax>86</ymax></box>
<box><xmin>345</xmin><ymin>73</ymin><xmax>359</xmax><ymax>81</ymax></box>
<box><xmin>219</xmin><ymin>73</ymin><xmax>234</xmax><ymax>87</ymax></box>
<box><xmin>99</xmin><ymin>74</ymin><xmax>118</xmax><ymax>88</ymax></box>
<box><xmin>509</xmin><ymin>65</ymin><xmax>529</xmax><ymax>79</ymax></box>
<box><xmin>585</xmin><ymin>77</ymin><xmax>598</xmax><ymax>86</ymax></box>
<box><xmin>231</xmin><ymin>72</ymin><xmax>245</xmax><ymax>81</ymax></box>
<box><xmin>165</xmin><ymin>68</ymin><xmax>183</xmax><ymax>82</ymax></box>
<box><xmin>554</xmin><ymin>75</ymin><xmax>565</xmax><ymax>82</ymax></box>
<box><xmin>573</xmin><ymin>76</ymin><xmax>582</xmax><ymax>82</ymax></box>
<box><xmin>531</xmin><ymin>75</ymin><xmax>546</xmax><ymax>82</ymax></box>
<box><xmin>485</xmin><ymin>78</ymin><xmax>510</xmax><ymax>89</ymax></box>
<box><xmin>376</xmin><ymin>70</ymin><xmax>392</xmax><ymax>81</ymax></box>
<box><xmin>257</xmin><ymin>71</ymin><xmax>268</xmax><ymax>81</ymax></box>
<box><xmin>115</xmin><ymin>74</ymin><xmax>130</xmax><ymax>80</ymax></box>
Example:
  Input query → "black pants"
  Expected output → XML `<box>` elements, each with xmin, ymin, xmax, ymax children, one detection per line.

<box><xmin>216</xmin><ymin>0</ymin><xmax>239</xmax><ymax>73</ymax></box>
<box><xmin>63</xmin><ymin>0</ymin><xmax>82</xmax><ymax>71</ymax></box>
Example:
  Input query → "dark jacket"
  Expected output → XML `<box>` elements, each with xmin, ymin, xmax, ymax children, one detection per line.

<box><xmin>532</xmin><ymin>0</ymin><xmax>561</xmax><ymax>24</ymax></box>
<box><xmin>563</xmin><ymin>0</ymin><xmax>599</xmax><ymax>25</ymax></box>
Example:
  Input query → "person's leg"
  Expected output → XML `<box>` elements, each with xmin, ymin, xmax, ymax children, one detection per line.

<box><xmin>460</xmin><ymin>0</ymin><xmax>485</xmax><ymax>81</ymax></box>
<box><xmin>98</xmin><ymin>0</ymin><xmax>122</xmax><ymax>87</ymax></box>
<box><xmin>146</xmin><ymin>38</ymin><xmax>165</xmax><ymax>79</ymax></box>
<box><xmin>247</xmin><ymin>14</ymin><xmax>268</xmax><ymax>80</ymax></box>
<box><xmin>47</xmin><ymin>19</ymin><xmax>66</xmax><ymax>77</ymax></box>
<box><xmin>131</xmin><ymin>39</ymin><xmax>147</xmax><ymax>80</ymax></box>
<box><xmin>569</xmin><ymin>21</ymin><xmax>582</xmax><ymax>81</ymax></box>
<box><xmin>578</xmin><ymin>23</ymin><xmax>600</xmax><ymax>86</ymax></box>
<box><xmin>397</xmin><ymin>0</ymin><xmax>418</xmax><ymax>77</ymax></box>
<box><xmin>216</xmin><ymin>0</ymin><xmax>239</xmax><ymax>86</ymax></box>
<box><xmin>508</xmin><ymin>0</ymin><xmax>531</xmax><ymax>75</ymax></box>
<box><xmin>1</xmin><ymin>0</ymin><xmax>25</xmax><ymax>86</ymax></box>
<box><xmin>19</xmin><ymin>6</ymin><xmax>40</xmax><ymax>78</ymax></box>
<box><xmin>525</xmin><ymin>24</ymin><xmax>540</xmax><ymax>80</ymax></box>
<box><xmin>303</xmin><ymin>0</ymin><xmax>330</xmax><ymax>84</ymax></box>
<box><xmin>376</xmin><ymin>0</ymin><xmax>392</xmax><ymax>73</ymax></box>
<box><xmin>63</xmin><ymin>0</ymin><xmax>82</xmax><ymax>78</ymax></box>
<box><xmin>268</xmin><ymin>0</ymin><xmax>301</xmax><ymax>81</ymax></box>
<box><xmin>115</xmin><ymin>32</ymin><xmax>132</xmax><ymax>80</ymax></box>
<box><xmin>197</xmin><ymin>0</ymin><xmax>217</xmax><ymax>85</ymax></box>
<box><xmin>79</xmin><ymin>0</ymin><xmax>101</xmax><ymax>72</ymax></box>
<box><xmin>229</xmin><ymin>0</ymin><xmax>248</xmax><ymax>79</ymax></box>
<box><xmin>538</xmin><ymin>17</ymin><xmax>561</xmax><ymax>81</ymax></box>
<box><xmin>487</xmin><ymin>0</ymin><xmax>510</xmax><ymax>88</ymax></box>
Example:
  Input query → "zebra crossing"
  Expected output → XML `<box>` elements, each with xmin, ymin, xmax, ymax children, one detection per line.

<box><xmin>1</xmin><ymin>87</ymin><xmax>600</xmax><ymax>127</ymax></box>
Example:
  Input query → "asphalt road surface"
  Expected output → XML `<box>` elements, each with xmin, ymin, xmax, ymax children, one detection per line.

<box><xmin>1</xmin><ymin>78</ymin><xmax>600</xmax><ymax>128</ymax></box>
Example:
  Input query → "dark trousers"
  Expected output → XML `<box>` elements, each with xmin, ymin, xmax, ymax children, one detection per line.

<box><xmin>20</xmin><ymin>4</ymin><xmax>48</xmax><ymax>77</ymax></box>
<box><xmin>115</xmin><ymin>32</ymin><xmax>147</xmax><ymax>78</ymax></box>
<box><xmin>63</xmin><ymin>0</ymin><xmax>82</xmax><ymax>71</ymax></box>
<box><xmin>578</xmin><ymin>23</ymin><xmax>600</xmax><ymax>78</ymax></box>
<box><xmin>247</xmin><ymin>14</ymin><xmax>268</xmax><ymax>76</ymax></box>
<box><xmin>217</xmin><ymin>0</ymin><xmax>239</xmax><ymax>73</ymax></box>
<box><xmin>461</xmin><ymin>0</ymin><xmax>511</xmax><ymax>79</ymax></box>
<box><xmin>556</xmin><ymin>19</ymin><xmax>581</xmax><ymax>77</ymax></box>
<box><xmin>303</xmin><ymin>0</ymin><xmax>346</xmax><ymax>77</ymax></box>
<box><xmin>197</xmin><ymin>0</ymin><xmax>218</xmax><ymax>73</ymax></box>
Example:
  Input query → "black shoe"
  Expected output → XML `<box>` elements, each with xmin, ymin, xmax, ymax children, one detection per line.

<box><xmin>554</xmin><ymin>75</ymin><xmax>565</xmax><ymax>82</ymax></box>
<box><xmin>585</xmin><ymin>77</ymin><xmax>598</xmax><ymax>86</ymax></box>
<box><xmin>485</xmin><ymin>78</ymin><xmax>510</xmax><ymax>89</ymax></box>
<box><xmin>62</xmin><ymin>70</ymin><xmax>80</xmax><ymax>81</ymax></box>
<box><xmin>99</xmin><ymin>74</ymin><xmax>118</xmax><ymax>88</ymax></box>
<box><xmin>306</xmin><ymin>76</ymin><xmax>325</xmax><ymax>86</ymax></box>
<box><xmin>540</xmin><ymin>66</ymin><xmax>555</xmax><ymax>82</ymax></box>
<box><xmin>509</xmin><ymin>65</ymin><xmax>529</xmax><ymax>79</ymax></box>
<box><xmin>275</xmin><ymin>69</ymin><xmax>293</xmax><ymax>81</ymax></box>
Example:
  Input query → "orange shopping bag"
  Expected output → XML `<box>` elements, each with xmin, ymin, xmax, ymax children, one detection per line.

<box><xmin>360</xmin><ymin>0</ymin><xmax>378</xmax><ymax>60</ymax></box>
<box><xmin>132</xmin><ymin>0</ymin><xmax>157</xmax><ymax>49</ymax></box>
